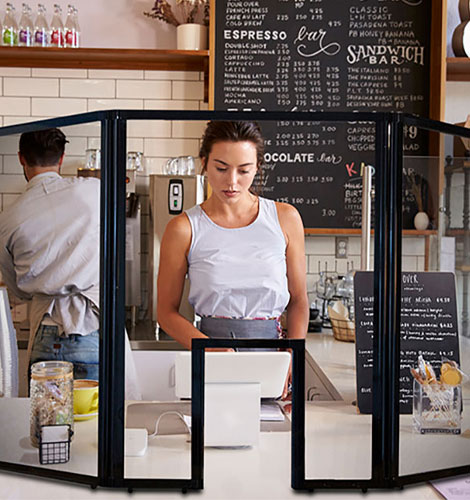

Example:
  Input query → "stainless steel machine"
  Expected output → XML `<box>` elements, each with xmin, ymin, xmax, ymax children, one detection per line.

<box><xmin>148</xmin><ymin>174</ymin><xmax>206</xmax><ymax>334</ymax></box>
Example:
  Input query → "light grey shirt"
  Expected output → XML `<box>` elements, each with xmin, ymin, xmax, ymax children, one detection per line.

<box><xmin>0</xmin><ymin>171</ymin><xmax>100</xmax><ymax>343</ymax></box>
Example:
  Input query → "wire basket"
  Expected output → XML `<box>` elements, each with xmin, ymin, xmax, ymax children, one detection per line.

<box><xmin>330</xmin><ymin>318</ymin><xmax>355</xmax><ymax>342</ymax></box>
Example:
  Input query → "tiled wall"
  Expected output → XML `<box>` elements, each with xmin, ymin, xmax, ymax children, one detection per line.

<box><xmin>0</xmin><ymin>67</ymin><xmax>425</xmax><ymax>317</ymax></box>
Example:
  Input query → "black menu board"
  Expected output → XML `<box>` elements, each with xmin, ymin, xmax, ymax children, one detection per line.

<box><xmin>215</xmin><ymin>0</ymin><xmax>432</xmax><ymax>229</ymax></box>
<box><xmin>354</xmin><ymin>271</ymin><xmax>460</xmax><ymax>414</ymax></box>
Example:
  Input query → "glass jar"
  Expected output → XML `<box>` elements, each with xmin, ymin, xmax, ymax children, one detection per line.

<box><xmin>85</xmin><ymin>148</ymin><xmax>101</xmax><ymax>169</ymax></box>
<box><xmin>30</xmin><ymin>361</ymin><xmax>74</xmax><ymax>448</ymax></box>
<box><xmin>127</xmin><ymin>151</ymin><xmax>144</xmax><ymax>171</ymax></box>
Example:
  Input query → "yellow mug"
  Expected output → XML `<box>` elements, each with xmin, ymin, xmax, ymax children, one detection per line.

<box><xmin>73</xmin><ymin>379</ymin><xmax>99</xmax><ymax>415</ymax></box>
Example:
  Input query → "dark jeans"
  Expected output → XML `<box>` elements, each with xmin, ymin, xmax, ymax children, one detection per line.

<box><xmin>30</xmin><ymin>325</ymin><xmax>99</xmax><ymax>381</ymax></box>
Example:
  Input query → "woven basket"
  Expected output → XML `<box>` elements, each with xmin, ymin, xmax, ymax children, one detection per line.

<box><xmin>331</xmin><ymin>318</ymin><xmax>355</xmax><ymax>342</ymax></box>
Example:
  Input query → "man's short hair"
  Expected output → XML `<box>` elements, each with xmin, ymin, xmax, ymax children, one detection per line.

<box><xmin>19</xmin><ymin>128</ymin><xmax>68</xmax><ymax>167</ymax></box>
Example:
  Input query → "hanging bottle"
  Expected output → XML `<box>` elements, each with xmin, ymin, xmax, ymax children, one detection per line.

<box><xmin>2</xmin><ymin>3</ymin><xmax>18</xmax><ymax>47</ymax></box>
<box><xmin>18</xmin><ymin>3</ymin><xmax>33</xmax><ymax>47</ymax></box>
<box><xmin>33</xmin><ymin>4</ymin><xmax>49</xmax><ymax>47</ymax></box>
<box><xmin>50</xmin><ymin>4</ymin><xmax>64</xmax><ymax>48</ymax></box>
<box><xmin>64</xmin><ymin>4</ymin><xmax>79</xmax><ymax>48</ymax></box>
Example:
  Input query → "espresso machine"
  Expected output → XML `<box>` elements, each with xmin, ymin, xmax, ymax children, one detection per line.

<box><xmin>148</xmin><ymin>174</ymin><xmax>206</xmax><ymax>336</ymax></box>
<box><xmin>77</xmin><ymin>150</ymin><xmax>142</xmax><ymax>333</ymax></box>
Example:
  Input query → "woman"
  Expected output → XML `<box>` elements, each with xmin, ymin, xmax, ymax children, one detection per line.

<box><xmin>157</xmin><ymin>121</ymin><xmax>309</xmax><ymax>395</ymax></box>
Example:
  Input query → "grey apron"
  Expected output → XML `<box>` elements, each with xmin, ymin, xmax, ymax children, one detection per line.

<box><xmin>199</xmin><ymin>317</ymin><xmax>279</xmax><ymax>351</ymax></box>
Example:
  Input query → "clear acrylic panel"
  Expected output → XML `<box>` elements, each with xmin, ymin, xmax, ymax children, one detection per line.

<box><xmin>399</xmin><ymin>124</ymin><xmax>470</xmax><ymax>476</ymax></box>
<box><xmin>300</xmin><ymin>118</ymin><xmax>374</xmax><ymax>481</ymax></box>
<box><xmin>0</xmin><ymin>120</ymin><xmax>101</xmax><ymax>477</ymax></box>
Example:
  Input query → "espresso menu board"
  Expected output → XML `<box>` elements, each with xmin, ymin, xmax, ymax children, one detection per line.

<box><xmin>215</xmin><ymin>0</ymin><xmax>432</xmax><ymax>229</ymax></box>
<box><xmin>354</xmin><ymin>272</ymin><xmax>460</xmax><ymax>414</ymax></box>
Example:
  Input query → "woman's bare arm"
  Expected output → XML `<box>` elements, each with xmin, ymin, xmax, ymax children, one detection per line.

<box><xmin>157</xmin><ymin>214</ymin><xmax>207</xmax><ymax>350</ymax></box>
<box><xmin>277</xmin><ymin>202</ymin><xmax>309</xmax><ymax>340</ymax></box>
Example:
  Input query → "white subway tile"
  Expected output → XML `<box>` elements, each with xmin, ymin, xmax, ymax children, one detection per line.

<box><xmin>61</xmin><ymin>79</ymin><xmax>115</xmax><ymax>98</ymax></box>
<box><xmin>0</xmin><ymin>174</ymin><xmax>26</xmax><ymax>193</ymax></box>
<box><xmin>87</xmin><ymin>137</ymin><xmax>101</xmax><ymax>150</ymax></box>
<box><xmin>88</xmin><ymin>69</ymin><xmax>144</xmax><ymax>79</ymax></box>
<box><xmin>3</xmin><ymin>155</ymin><xmax>21</xmax><ymax>174</ymax></box>
<box><xmin>32</xmin><ymin>98</ymin><xmax>86</xmax><ymax>116</ymax></box>
<box><xmin>127</xmin><ymin>120</ymin><xmax>171</xmax><ymax>138</ymax></box>
<box><xmin>61</xmin><ymin>156</ymin><xmax>84</xmax><ymax>175</ymax></box>
<box><xmin>0</xmin><ymin>135</ymin><xmax>21</xmax><ymax>154</ymax></box>
<box><xmin>4</xmin><ymin>78</ymin><xmax>59</xmax><ymax>97</ymax></box>
<box><xmin>65</xmin><ymin>137</ymin><xmax>87</xmax><ymax>156</ymax></box>
<box><xmin>0</xmin><ymin>68</ymin><xmax>31</xmax><ymax>77</ymax></box>
<box><xmin>417</xmin><ymin>256</ymin><xmax>425</xmax><ymax>271</ymax></box>
<box><xmin>2</xmin><ymin>193</ymin><xmax>21</xmax><ymax>209</ymax></box>
<box><xmin>172</xmin><ymin>81</ymin><xmax>204</xmax><ymax>100</ymax></box>
<box><xmin>62</xmin><ymin>122</ymin><xmax>101</xmax><ymax>137</ymax></box>
<box><xmin>0</xmin><ymin>97</ymin><xmax>30</xmax><ymax>116</ymax></box>
<box><xmin>2</xmin><ymin>115</ymin><xmax>41</xmax><ymax>126</ymax></box>
<box><xmin>32</xmin><ymin>68</ymin><xmax>87</xmax><ymax>78</ymax></box>
<box><xmin>144</xmin><ymin>70</ymin><xmax>199</xmax><ymax>81</ymax></box>
<box><xmin>144</xmin><ymin>138</ymin><xmax>199</xmax><ymax>157</ymax></box>
<box><xmin>172</xmin><ymin>120</ymin><xmax>206</xmax><ymax>139</ymax></box>
<box><xmin>0</xmin><ymin>78</ymin><xmax>3</xmax><ymax>95</ymax></box>
<box><xmin>305</xmin><ymin>236</ymin><xmax>335</xmax><ymax>255</ymax></box>
<box><xmin>144</xmin><ymin>99</ymin><xmax>199</xmax><ymax>110</ymax></box>
<box><xmin>88</xmin><ymin>99</ymin><xmax>144</xmax><ymax>111</ymax></box>
<box><xmin>402</xmin><ymin>256</ymin><xmax>418</xmax><ymax>272</ymax></box>
<box><xmin>348</xmin><ymin>237</ymin><xmax>362</xmax><ymax>256</ymax></box>
<box><xmin>117</xmin><ymin>80</ymin><xmax>171</xmax><ymax>100</ymax></box>
<box><xmin>0</xmin><ymin>156</ymin><xmax>3</xmax><ymax>173</ymax></box>
<box><xmin>127</xmin><ymin>138</ymin><xmax>144</xmax><ymax>152</ymax></box>
<box><xmin>199</xmin><ymin>101</ymin><xmax>209</xmax><ymax>110</ymax></box>
<box><xmin>402</xmin><ymin>236</ymin><xmax>425</xmax><ymax>256</ymax></box>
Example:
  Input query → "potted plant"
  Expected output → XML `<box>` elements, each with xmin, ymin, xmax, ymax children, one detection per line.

<box><xmin>144</xmin><ymin>0</ymin><xmax>209</xmax><ymax>50</ymax></box>
<box><xmin>410</xmin><ymin>172</ymin><xmax>429</xmax><ymax>230</ymax></box>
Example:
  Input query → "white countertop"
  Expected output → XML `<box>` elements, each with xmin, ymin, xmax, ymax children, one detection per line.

<box><xmin>1</xmin><ymin>331</ymin><xmax>469</xmax><ymax>498</ymax></box>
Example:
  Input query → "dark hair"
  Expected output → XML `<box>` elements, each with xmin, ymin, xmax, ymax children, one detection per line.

<box><xmin>199</xmin><ymin>121</ymin><xmax>265</xmax><ymax>171</ymax></box>
<box><xmin>19</xmin><ymin>128</ymin><xmax>68</xmax><ymax>167</ymax></box>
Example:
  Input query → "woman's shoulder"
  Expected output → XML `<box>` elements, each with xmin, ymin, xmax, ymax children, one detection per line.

<box><xmin>274</xmin><ymin>201</ymin><xmax>302</xmax><ymax>222</ymax></box>
<box><xmin>165</xmin><ymin>212</ymin><xmax>192</xmax><ymax>240</ymax></box>
<box><xmin>273</xmin><ymin>201</ymin><xmax>304</xmax><ymax>240</ymax></box>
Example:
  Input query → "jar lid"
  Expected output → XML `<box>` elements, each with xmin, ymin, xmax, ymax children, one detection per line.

<box><xmin>31</xmin><ymin>360</ymin><xmax>73</xmax><ymax>379</ymax></box>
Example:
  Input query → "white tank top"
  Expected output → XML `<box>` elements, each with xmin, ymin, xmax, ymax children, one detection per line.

<box><xmin>185</xmin><ymin>197</ymin><xmax>290</xmax><ymax>319</ymax></box>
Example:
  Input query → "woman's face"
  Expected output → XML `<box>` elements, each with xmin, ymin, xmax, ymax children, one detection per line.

<box><xmin>203</xmin><ymin>140</ymin><xmax>258</xmax><ymax>203</ymax></box>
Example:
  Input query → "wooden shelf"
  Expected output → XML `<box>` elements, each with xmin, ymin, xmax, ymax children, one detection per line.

<box><xmin>0</xmin><ymin>46</ymin><xmax>209</xmax><ymax>71</ymax></box>
<box><xmin>447</xmin><ymin>57</ymin><xmax>470</xmax><ymax>81</ymax></box>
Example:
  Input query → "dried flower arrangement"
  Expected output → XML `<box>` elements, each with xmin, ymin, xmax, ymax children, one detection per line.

<box><xmin>144</xmin><ymin>0</ymin><xmax>209</xmax><ymax>27</ymax></box>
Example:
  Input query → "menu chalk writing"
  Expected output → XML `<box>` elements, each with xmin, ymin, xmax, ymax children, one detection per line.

<box><xmin>215</xmin><ymin>0</ymin><xmax>431</xmax><ymax>229</ymax></box>
<box><xmin>354</xmin><ymin>271</ymin><xmax>460</xmax><ymax>414</ymax></box>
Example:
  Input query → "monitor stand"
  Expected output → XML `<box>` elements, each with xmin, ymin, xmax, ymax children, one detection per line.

<box><xmin>205</xmin><ymin>382</ymin><xmax>260</xmax><ymax>447</ymax></box>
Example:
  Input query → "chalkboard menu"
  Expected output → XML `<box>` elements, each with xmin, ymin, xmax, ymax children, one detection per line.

<box><xmin>354</xmin><ymin>271</ymin><xmax>460</xmax><ymax>414</ymax></box>
<box><xmin>214</xmin><ymin>0</ymin><xmax>432</xmax><ymax>229</ymax></box>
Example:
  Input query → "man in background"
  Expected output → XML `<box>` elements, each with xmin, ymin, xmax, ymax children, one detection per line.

<box><xmin>0</xmin><ymin>128</ymin><xmax>100</xmax><ymax>380</ymax></box>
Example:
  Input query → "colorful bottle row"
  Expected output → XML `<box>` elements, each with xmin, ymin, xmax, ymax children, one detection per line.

<box><xmin>1</xmin><ymin>3</ymin><xmax>80</xmax><ymax>48</ymax></box>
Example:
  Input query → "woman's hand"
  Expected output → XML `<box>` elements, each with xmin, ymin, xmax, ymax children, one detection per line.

<box><xmin>281</xmin><ymin>355</ymin><xmax>292</xmax><ymax>400</ymax></box>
